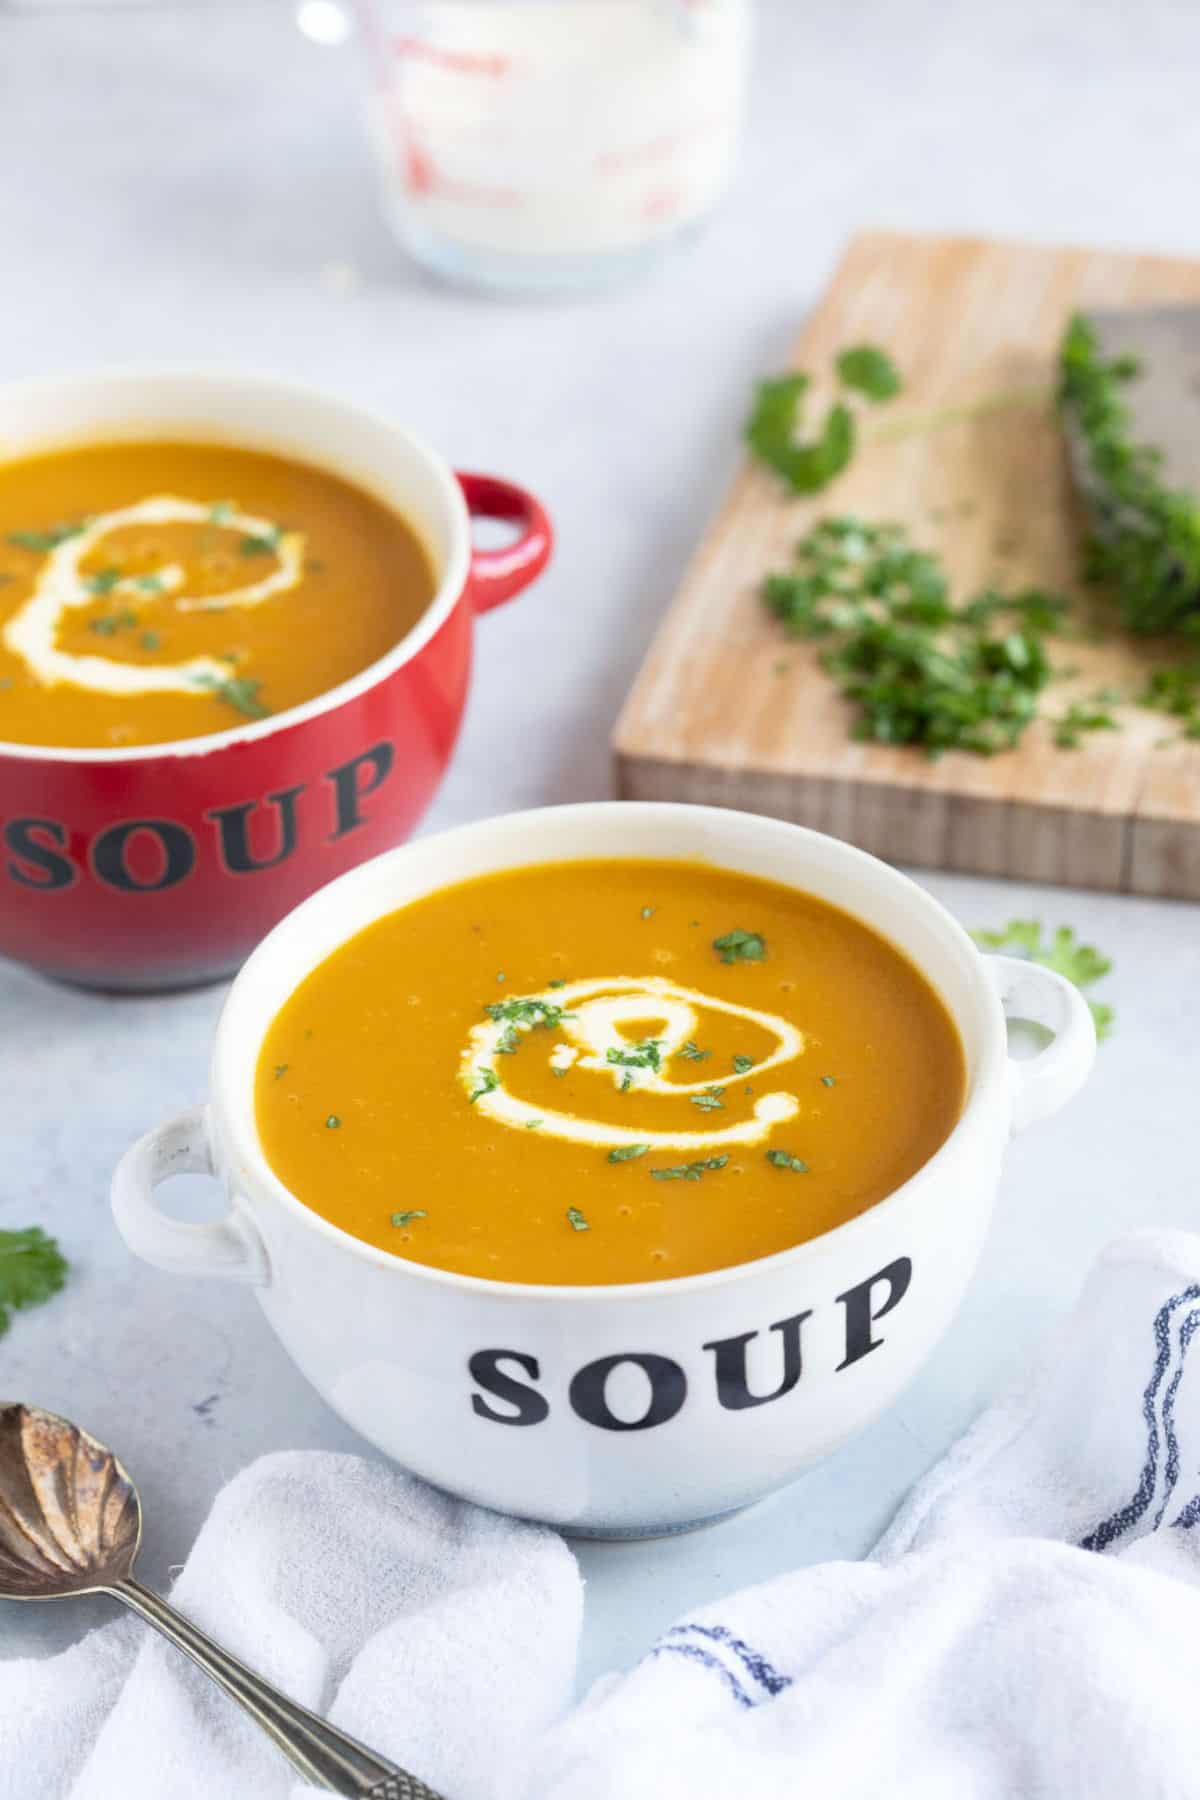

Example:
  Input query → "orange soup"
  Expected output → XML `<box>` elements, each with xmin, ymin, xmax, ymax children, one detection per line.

<box><xmin>0</xmin><ymin>441</ymin><xmax>435</xmax><ymax>748</ymax></box>
<box><xmin>254</xmin><ymin>860</ymin><xmax>966</xmax><ymax>1286</ymax></box>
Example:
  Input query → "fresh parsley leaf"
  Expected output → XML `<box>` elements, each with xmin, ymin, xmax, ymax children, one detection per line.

<box><xmin>88</xmin><ymin>608</ymin><xmax>138</xmax><ymax>637</ymax></box>
<box><xmin>690</xmin><ymin>1085</ymin><xmax>725</xmax><ymax>1112</ymax></box>
<box><xmin>971</xmin><ymin>918</ymin><xmax>1114</xmax><ymax>1039</ymax></box>
<box><xmin>836</xmin><ymin>344</ymin><xmax>903</xmax><ymax>402</ymax></box>
<box><xmin>608</xmin><ymin>1143</ymin><xmax>649</xmax><ymax>1162</ymax></box>
<box><xmin>469</xmin><ymin>1067</ymin><xmax>499</xmax><ymax>1103</ymax></box>
<box><xmin>140</xmin><ymin>630</ymin><xmax>161</xmax><ymax>651</ymax></box>
<box><xmin>7</xmin><ymin>521</ymin><xmax>86</xmax><ymax>553</ymax></box>
<box><xmin>209</xmin><ymin>501</ymin><xmax>234</xmax><ymax>524</ymax></box>
<box><xmin>239</xmin><ymin>527</ymin><xmax>283</xmax><ymax>557</ymax></box>
<box><xmin>713</xmin><ymin>928</ymin><xmax>766</xmax><ymax>964</ymax></box>
<box><xmin>273</xmin><ymin>1063</ymin><xmax>289</xmax><ymax>1079</ymax></box>
<box><xmin>325</xmin><ymin>1114</ymin><xmax>342</xmax><ymax>1129</ymax></box>
<box><xmin>548</xmin><ymin>978</ymin><xmax>567</xmax><ymax>989</ymax></box>
<box><xmin>525</xmin><ymin>1118</ymin><xmax>544</xmax><ymax>1130</ymax></box>
<box><xmin>1051</xmin><ymin>695</ymin><xmax>1121</xmax><ymax>749</ymax></box>
<box><xmin>0</xmin><ymin>1227</ymin><xmax>67</xmax><ymax>1338</ymax></box>
<box><xmin>607</xmin><ymin>1038</ymin><xmax>663</xmax><ymax>1073</ymax></box>
<box><xmin>820</xmin><ymin>1074</ymin><xmax>836</xmax><ymax>1088</ymax></box>
<box><xmin>192</xmin><ymin>673</ymin><xmax>270</xmax><ymax>720</ymax></box>
<box><xmin>566</xmin><ymin>1207</ymin><xmax>589</xmax><ymax>1231</ymax></box>
<box><xmin>766</xmin><ymin>1149</ymin><xmax>809</xmax><ymax>1173</ymax></box>
<box><xmin>732</xmin><ymin>1054</ymin><xmax>754</xmax><ymax>1074</ymax></box>
<box><xmin>391</xmin><ymin>1210</ymin><xmax>427</xmax><ymax>1227</ymax></box>
<box><xmin>85</xmin><ymin>567</ymin><xmax>122</xmax><ymax>596</ymax></box>
<box><xmin>495</xmin><ymin>1024</ymin><xmax>521</xmax><ymax>1056</ymax></box>
<box><xmin>650</xmin><ymin>1157</ymin><xmax>729</xmax><ymax>1182</ymax></box>
<box><xmin>136</xmin><ymin>573</ymin><xmax>165</xmax><ymax>594</ymax></box>
<box><xmin>641</xmin><ymin>905</ymin><xmax>656</xmax><ymax>919</ymax></box>
<box><xmin>677</xmin><ymin>1041</ymin><xmax>711</xmax><ymax>1062</ymax></box>
<box><xmin>485</xmin><ymin>997</ymin><xmax>572</xmax><ymax>1031</ymax></box>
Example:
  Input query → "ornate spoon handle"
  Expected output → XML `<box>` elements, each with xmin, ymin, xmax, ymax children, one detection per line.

<box><xmin>110</xmin><ymin>1576</ymin><xmax>446</xmax><ymax>1798</ymax></box>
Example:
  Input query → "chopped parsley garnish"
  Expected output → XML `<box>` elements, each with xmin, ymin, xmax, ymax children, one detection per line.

<box><xmin>1051</xmin><ymin>692</ymin><xmax>1121</xmax><ymax>749</ymax></box>
<box><xmin>239</xmin><ymin>527</ymin><xmax>283</xmax><ymax>557</ymax></box>
<box><xmin>971</xmin><ymin>918</ymin><xmax>1115</xmax><ymax>1040</ymax></box>
<box><xmin>713</xmin><ymin>928</ymin><xmax>766</xmax><ymax>964</ymax></box>
<box><xmin>566</xmin><ymin>1207</ymin><xmax>589</xmax><ymax>1231</ymax></box>
<box><xmin>192</xmin><ymin>673</ymin><xmax>270</xmax><ymax>719</ymax></box>
<box><xmin>1140</xmin><ymin>664</ymin><xmax>1200</xmax><ymax>740</ymax></box>
<box><xmin>495</xmin><ymin>971</ymin><xmax>506</xmax><ymax>983</ymax></box>
<box><xmin>548</xmin><ymin>978</ymin><xmax>567</xmax><ymax>989</ymax></box>
<box><xmin>469</xmin><ymin>1067</ymin><xmax>499</xmax><ymax>1103</ymax></box>
<box><xmin>607</xmin><ymin>1038</ymin><xmax>663</xmax><ymax>1073</ymax></box>
<box><xmin>495</xmin><ymin>1024</ymin><xmax>521</xmax><ymax>1056</ymax></box>
<box><xmin>820</xmin><ymin>1074</ymin><xmax>836</xmax><ymax>1087</ymax></box>
<box><xmin>526</xmin><ymin>1118</ymin><xmax>545</xmax><ymax>1130</ymax></box>
<box><xmin>732</xmin><ymin>1054</ymin><xmax>754</xmax><ymax>1074</ymax></box>
<box><xmin>84</xmin><ymin>567</ymin><xmax>123</xmax><ymax>596</ymax></box>
<box><xmin>836</xmin><ymin>344</ymin><xmax>904</xmax><ymax>402</ymax></box>
<box><xmin>273</xmin><ymin>1063</ymin><xmax>289</xmax><ymax>1079</ymax></box>
<box><xmin>619</xmin><ymin>1070</ymin><xmax>633</xmax><ymax>1092</ymax></box>
<box><xmin>7</xmin><ymin>521</ymin><xmax>86</xmax><ymax>552</ymax></box>
<box><xmin>641</xmin><ymin>905</ymin><xmax>656</xmax><ymax>919</ymax></box>
<box><xmin>391</xmin><ymin>1210</ymin><xmax>427</xmax><ymax>1227</ymax></box>
<box><xmin>325</xmin><ymin>1114</ymin><xmax>342</xmax><ymax>1130</ymax></box>
<box><xmin>485</xmin><ymin>997</ymin><xmax>572</xmax><ymax>1031</ymax></box>
<box><xmin>209</xmin><ymin>501</ymin><xmax>234</xmax><ymax>524</ymax></box>
<box><xmin>88</xmin><ymin>608</ymin><xmax>138</xmax><ymax>636</ymax></box>
<box><xmin>677</xmin><ymin>1041</ymin><xmax>711</xmax><ymax>1062</ymax></box>
<box><xmin>140</xmin><ymin>630</ymin><xmax>161</xmax><ymax>651</ymax></box>
<box><xmin>766</xmin><ymin>1149</ymin><xmax>808</xmax><ymax>1173</ymax></box>
<box><xmin>690</xmin><ymin>1085</ymin><xmax>725</xmax><ymax>1112</ymax></box>
<box><xmin>136</xmin><ymin>573</ymin><xmax>165</xmax><ymax>594</ymax></box>
<box><xmin>0</xmin><ymin>1226</ymin><xmax>68</xmax><ymax>1338</ymax></box>
<box><xmin>763</xmin><ymin>516</ymin><xmax>1067</xmax><ymax>757</ymax></box>
<box><xmin>608</xmin><ymin>1143</ymin><xmax>649</xmax><ymax>1162</ymax></box>
<box><xmin>651</xmin><ymin>1157</ymin><xmax>729</xmax><ymax>1182</ymax></box>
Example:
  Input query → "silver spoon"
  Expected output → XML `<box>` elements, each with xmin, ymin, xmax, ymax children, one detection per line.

<box><xmin>0</xmin><ymin>1403</ymin><xmax>445</xmax><ymax>1799</ymax></box>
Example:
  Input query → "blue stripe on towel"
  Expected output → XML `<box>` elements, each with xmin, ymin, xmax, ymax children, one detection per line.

<box><xmin>649</xmin><ymin>1623</ymin><xmax>791</xmax><ymax>1708</ymax></box>
<box><xmin>648</xmin><ymin>1639</ymin><xmax>754</xmax><ymax>1708</ymax></box>
<box><xmin>1171</xmin><ymin>1492</ymin><xmax>1200</xmax><ymax>1531</ymax></box>
<box><xmin>1154</xmin><ymin>1305</ymin><xmax>1200</xmax><ymax>1529</ymax></box>
<box><xmin>1079</xmin><ymin>1284</ymin><xmax>1200</xmax><ymax>1554</ymax></box>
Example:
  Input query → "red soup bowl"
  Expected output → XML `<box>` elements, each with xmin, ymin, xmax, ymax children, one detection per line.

<box><xmin>0</xmin><ymin>369</ymin><xmax>552</xmax><ymax>989</ymax></box>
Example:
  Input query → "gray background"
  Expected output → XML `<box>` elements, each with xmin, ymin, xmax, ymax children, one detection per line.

<box><xmin>1</xmin><ymin>0</ymin><xmax>1199</xmax><ymax>1692</ymax></box>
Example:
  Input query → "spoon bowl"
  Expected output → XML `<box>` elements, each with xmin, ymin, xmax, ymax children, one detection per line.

<box><xmin>0</xmin><ymin>1404</ymin><xmax>140</xmax><ymax>1599</ymax></box>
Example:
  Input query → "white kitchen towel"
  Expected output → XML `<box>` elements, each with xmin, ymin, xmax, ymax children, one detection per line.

<box><xmin>7</xmin><ymin>1229</ymin><xmax>1200</xmax><ymax>1800</ymax></box>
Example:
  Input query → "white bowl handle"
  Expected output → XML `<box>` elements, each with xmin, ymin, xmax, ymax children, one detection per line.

<box><xmin>111</xmin><ymin>1106</ymin><xmax>270</xmax><ymax>1286</ymax></box>
<box><xmin>984</xmin><ymin>953</ymin><xmax>1097</xmax><ymax>1135</ymax></box>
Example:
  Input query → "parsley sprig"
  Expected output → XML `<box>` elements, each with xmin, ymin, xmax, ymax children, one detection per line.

<box><xmin>746</xmin><ymin>345</ymin><xmax>902</xmax><ymax>496</ymax></box>
<box><xmin>0</xmin><ymin>1227</ymin><xmax>68</xmax><ymax>1337</ymax></box>
<box><xmin>971</xmin><ymin>919</ymin><xmax>1115</xmax><ymax>1040</ymax></box>
<box><xmin>607</xmin><ymin>1038</ymin><xmax>663</xmax><ymax>1074</ymax></box>
<box><xmin>650</xmin><ymin>1157</ymin><xmax>729</xmax><ymax>1182</ymax></box>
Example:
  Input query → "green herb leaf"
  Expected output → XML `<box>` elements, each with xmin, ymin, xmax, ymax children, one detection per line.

<box><xmin>136</xmin><ymin>573</ymin><xmax>165</xmax><ymax>594</ymax></box>
<box><xmin>650</xmin><ymin>1156</ymin><xmax>729</xmax><ymax>1182</ymax></box>
<box><xmin>608</xmin><ymin>1143</ymin><xmax>649</xmax><ymax>1162</ymax></box>
<box><xmin>766</xmin><ymin>1149</ymin><xmax>809</xmax><ymax>1173</ymax></box>
<box><xmin>192</xmin><ymin>673</ymin><xmax>270</xmax><ymax>720</ymax></box>
<box><xmin>566</xmin><ymin>1207</ymin><xmax>589</xmax><ymax>1231</ymax></box>
<box><xmin>641</xmin><ymin>905</ymin><xmax>656</xmax><ymax>919</ymax></box>
<box><xmin>485</xmin><ymin>997</ymin><xmax>572</xmax><ymax>1031</ymax></box>
<box><xmin>469</xmin><ymin>1067</ymin><xmax>499</xmax><ymax>1104</ymax></box>
<box><xmin>495</xmin><ymin>1024</ymin><xmax>521</xmax><ymax>1056</ymax></box>
<box><xmin>0</xmin><ymin>1227</ymin><xmax>68</xmax><ymax>1338</ymax></box>
<box><xmin>239</xmin><ymin>527</ymin><xmax>283</xmax><ymax>557</ymax></box>
<box><xmin>677</xmin><ymin>1041</ymin><xmax>712</xmax><ymax>1062</ymax></box>
<box><xmin>971</xmin><ymin>918</ymin><xmax>1115</xmax><ymax>1039</ymax></box>
<box><xmin>548</xmin><ymin>978</ymin><xmax>566</xmax><ymax>988</ymax></box>
<box><xmin>525</xmin><ymin>1118</ymin><xmax>545</xmax><ymax>1130</ymax></box>
<box><xmin>820</xmin><ymin>1074</ymin><xmax>836</xmax><ymax>1087</ymax></box>
<box><xmin>690</xmin><ymin>1085</ymin><xmax>726</xmax><ymax>1112</ymax></box>
<box><xmin>85</xmin><ymin>567</ymin><xmax>123</xmax><ymax>596</ymax></box>
<box><xmin>713</xmin><ymin>928</ymin><xmax>766</xmax><ymax>964</ymax></box>
<box><xmin>209</xmin><ymin>501</ymin><xmax>234</xmax><ymax>524</ymax></box>
<box><xmin>606</xmin><ymin>1038</ymin><xmax>663</xmax><ymax>1073</ymax></box>
<box><xmin>88</xmin><ymin>608</ymin><xmax>138</xmax><ymax>637</ymax></box>
<box><xmin>391</xmin><ymin>1210</ymin><xmax>427</xmax><ymax>1227</ymax></box>
<box><xmin>7</xmin><ymin>521</ymin><xmax>86</xmax><ymax>553</ymax></box>
<box><xmin>732</xmin><ymin>1054</ymin><xmax>754</xmax><ymax>1074</ymax></box>
<box><xmin>273</xmin><ymin>1063</ymin><xmax>289</xmax><ymax>1079</ymax></box>
<box><xmin>836</xmin><ymin>344</ymin><xmax>903</xmax><ymax>402</ymax></box>
<box><xmin>1051</xmin><ymin>694</ymin><xmax>1121</xmax><ymax>749</ymax></box>
<box><xmin>325</xmin><ymin>1114</ymin><xmax>341</xmax><ymax>1130</ymax></box>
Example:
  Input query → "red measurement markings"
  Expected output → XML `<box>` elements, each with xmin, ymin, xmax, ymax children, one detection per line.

<box><xmin>391</xmin><ymin>35</ymin><xmax>512</xmax><ymax>78</ymax></box>
<box><xmin>595</xmin><ymin>112</ymin><xmax>731</xmax><ymax>175</ymax></box>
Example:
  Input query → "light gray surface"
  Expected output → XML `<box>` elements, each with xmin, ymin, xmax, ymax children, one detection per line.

<box><xmin>2</xmin><ymin>0</ymin><xmax>1200</xmax><ymax>1700</ymax></box>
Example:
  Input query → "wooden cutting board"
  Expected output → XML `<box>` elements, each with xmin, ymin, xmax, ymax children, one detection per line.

<box><xmin>613</xmin><ymin>230</ymin><xmax>1200</xmax><ymax>899</ymax></box>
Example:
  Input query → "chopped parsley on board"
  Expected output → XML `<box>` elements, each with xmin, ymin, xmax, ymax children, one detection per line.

<box><xmin>0</xmin><ymin>1227</ymin><xmax>67</xmax><ymax>1338</ymax></box>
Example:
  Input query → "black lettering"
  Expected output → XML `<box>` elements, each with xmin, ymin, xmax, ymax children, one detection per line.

<box><xmin>836</xmin><ymin>1257</ymin><xmax>913</xmax><ymax>1370</ymax></box>
<box><xmin>206</xmin><ymin>785</ymin><xmax>304</xmax><ymax>875</ymax></box>
<box><xmin>568</xmin><ymin>1353</ymin><xmax>686</xmax><ymax>1432</ymax></box>
<box><xmin>469</xmin><ymin>1349</ymin><xmax>549</xmax><ymax>1426</ymax></box>
<box><xmin>704</xmin><ymin>1310</ymin><xmax>813</xmax><ymax>1411</ymax></box>
<box><xmin>4</xmin><ymin>818</ymin><xmax>76</xmax><ymax>890</ymax></box>
<box><xmin>325</xmin><ymin>741</ymin><xmax>395</xmax><ymax>840</ymax></box>
<box><xmin>91</xmin><ymin>819</ymin><xmax>195</xmax><ymax>893</ymax></box>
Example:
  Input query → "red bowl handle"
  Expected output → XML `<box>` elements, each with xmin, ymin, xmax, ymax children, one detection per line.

<box><xmin>457</xmin><ymin>471</ymin><xmax>553</xmax><ymax>614</ymax></box>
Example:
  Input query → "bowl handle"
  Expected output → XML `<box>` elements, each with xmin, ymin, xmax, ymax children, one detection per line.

<box><xmin>457</xmin><ymin>471</ymin><xmax>553</xmax><ymax>614</ymax></box>
<box><xmin>985</xmin><ymin>954</ymin><xmax>1097</xmax><ymax>1135</ymax></box>
<box><xmin>111</xmin><ymin>1106</ymin><xmax>270</xmax><ymax>1286</ymax></box>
